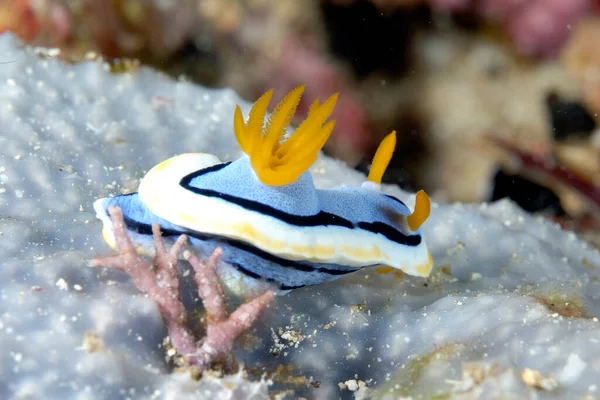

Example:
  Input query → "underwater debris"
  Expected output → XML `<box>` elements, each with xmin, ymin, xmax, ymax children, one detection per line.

<box><xmin>492</xmin><ymin>136</ymin><xmax>600</xmax><ymax>215</ymax></box>
<box><xmin>545</xmin><ymin>93</ymin><xmax>597</xmax><ymax>141</ymax></box>
<box><xmin>491</xmin><ymin>135</ymin><xmax>600</xmax><ymax>248</ymax></box>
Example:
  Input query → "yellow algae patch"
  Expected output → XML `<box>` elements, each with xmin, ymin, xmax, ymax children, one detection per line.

<box><xmin>375</xmin><ymin>266</ymin><xmax>394</xmax><ymax>274</ymax></box>
<box><xmin>525</xmin><ymin>286</ymin><xmax>590</xmax><ymax>319</ymax></box>
<box><xmin>374</xmin><ymin>343</ymin><xmax>465</xmax><ymax>398</ymax></box>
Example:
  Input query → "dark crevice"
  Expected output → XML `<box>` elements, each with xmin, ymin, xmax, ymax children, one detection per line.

<box><xmin>490</xmin><ymin>169</ymin><xmax>565</xmax><ymax>215</ymax></box>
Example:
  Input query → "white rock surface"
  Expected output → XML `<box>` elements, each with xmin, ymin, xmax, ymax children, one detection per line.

<box><xmin>1</xmin><ymin>33</ymin><xmax>599</xmax><ymax>399</ymax></box>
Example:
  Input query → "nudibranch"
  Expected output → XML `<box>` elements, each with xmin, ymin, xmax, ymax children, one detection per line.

<box><xmin>94</xmin><ymin>86</ymin><xmax>433</xmax><ymax>296</ymax></box>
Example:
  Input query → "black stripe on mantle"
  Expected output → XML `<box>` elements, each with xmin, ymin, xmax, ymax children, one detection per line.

<box><xmin>121</xmin><ymin>215</ymin><xmax>356</xmax><ymax>290</ymax></box>
<box><xmin>179</xmin><ymin>163</ymin><xmax>422</xmax><ymax>247</ymax></box>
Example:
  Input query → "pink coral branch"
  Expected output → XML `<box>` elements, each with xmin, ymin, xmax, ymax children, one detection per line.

<box><xmin>189</xmin><ymin>247</ymin><xmax>228</xmax><ymax>323</ymax></box>
<box><xmin>90</xmin><ymin>207</ymin><xmax>198</xmax><ymax>356</ymax></box>
<box><xmin>91</xmin><ymin>207</ymin><xmax>274</xmax><ymax>372</ymax></box>
<box><xmin>184</xmin><ymin>250</ymin><xmax>274</xmax><ymax>369</ymax></box>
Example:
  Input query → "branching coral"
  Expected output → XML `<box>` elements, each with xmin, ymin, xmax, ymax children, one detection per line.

<box><xmin>90</xmin><ymin>207</ymin><xmax>274</xmax><ymax>373</ymax></box>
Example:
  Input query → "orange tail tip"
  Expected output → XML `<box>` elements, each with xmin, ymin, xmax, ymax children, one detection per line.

<box><xmin>407</xmin><ymin>190</ymin><xmax>430</xmax><ymax>232</ymax></box>
<box><xmin>233</xmin><ymin>86</ymin><xmax>339</xmax><ymax>186</ymax></box>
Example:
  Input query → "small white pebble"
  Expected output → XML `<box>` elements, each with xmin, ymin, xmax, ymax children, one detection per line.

<box><xmin>558</xmin><ymin>353</ymin><xmax>586</xmax><ymax>385</ymax></box>
<box><xmin>55</xmin><ymin>278</ymin><xmax>68</xmax><ymax>291</ymax></box>
<box><xmin>46</xmin><ymin>48</ymin><xmax>61</xmax><ymax>57</ymax></box>
<box><xmin>344</xmin><ymin>380</ymin><xmax>359</xmax><ymax>391</ymax></box>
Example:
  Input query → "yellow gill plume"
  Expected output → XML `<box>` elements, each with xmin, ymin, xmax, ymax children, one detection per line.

<box><xmin>233</xmin><ymin>85</ymin><xmax>339</xmax><ymax>186</ymax></box>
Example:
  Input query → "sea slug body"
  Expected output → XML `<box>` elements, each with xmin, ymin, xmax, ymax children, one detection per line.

<box><xmin>94</xmin><ymin>85</ymin><xmax>433</xmax><ymax>297</ymax></box>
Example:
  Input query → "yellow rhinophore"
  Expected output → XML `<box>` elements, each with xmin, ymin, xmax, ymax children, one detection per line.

<box><xmin>365</xmin><ymin>130</ymin><xmax>431</xmax><ymax>233</ymax></box>
<box><xmin>367</xmin><ymin>131</ymin><xmax>397</xmax><ymax>185</ymax></box>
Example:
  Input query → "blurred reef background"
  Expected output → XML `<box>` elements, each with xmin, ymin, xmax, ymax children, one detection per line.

<box><xmin>4</xmin><ymin>1</ymin><xmax>600</xmax><ymax>399</ymax></box>
<box><xmin>4</xmin><ymin>0</ymin><xmax>599</xmax><ymax>246</ymax></box>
